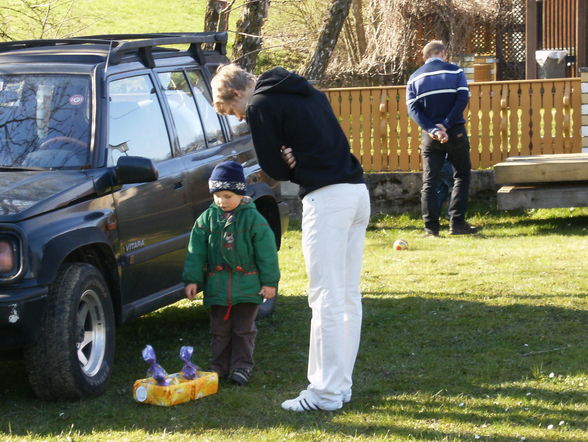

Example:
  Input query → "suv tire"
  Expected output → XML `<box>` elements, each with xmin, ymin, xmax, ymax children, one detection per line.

<box><xmin>23</xmin><ymin>263</ymin><xmax>115</xmax><ymax>399</ymax></box>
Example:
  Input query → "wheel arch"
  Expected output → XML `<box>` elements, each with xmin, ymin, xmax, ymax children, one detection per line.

<box><xmin>40</xmin><ymin>228</ymin><xmax>121</xmax><ymax>323</ymax></box>
<box><xmin>249</xmin><ymin>183</ymin><xmax>282</xmax><ymax>250</ymax></box>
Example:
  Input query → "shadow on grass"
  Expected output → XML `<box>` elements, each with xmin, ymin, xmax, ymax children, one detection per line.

<box><xmin>0</xmin><ymin>295</ymin><xmax>586</xmax><ymax>440</ymax></box>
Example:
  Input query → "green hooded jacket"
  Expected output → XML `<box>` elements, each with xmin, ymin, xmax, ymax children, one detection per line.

<box><xmin>182</xmin><ymin>197</ymin><xmax>280</xmax><ymax>307</ymax></box>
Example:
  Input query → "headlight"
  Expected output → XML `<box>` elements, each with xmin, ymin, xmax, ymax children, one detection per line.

<box><xmin>0</xmin><ymin>235</ymin><xmax>20</xmax><ymax>278</ymax></box>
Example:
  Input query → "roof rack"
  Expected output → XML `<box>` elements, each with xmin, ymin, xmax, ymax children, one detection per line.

<box><xmin>0</xmin><ymin>32</ymin><xmax>228</xmax><ymax>68</ymax></box>
<box><xmin>0</xmin><ymin>38</ymin><xmax>117</xmax><ymax>53</ymax></box>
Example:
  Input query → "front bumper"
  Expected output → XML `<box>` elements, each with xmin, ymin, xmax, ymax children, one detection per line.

<box><xmin>0</xmin><ymin>285</ymin><xmax>48</xmax><ymax>350</ymax></box>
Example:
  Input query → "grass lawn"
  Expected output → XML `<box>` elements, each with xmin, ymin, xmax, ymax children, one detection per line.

<box><xmin>1</xmin><ymin>203</ymin><xmax>588</xmax><ymax>441</ymax></box>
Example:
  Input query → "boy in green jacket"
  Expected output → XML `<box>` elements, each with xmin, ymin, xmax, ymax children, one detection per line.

<box><xmin>183</xmin><ymin>161</ymin><xmax>280</xmax><ymax>386</ymax></box>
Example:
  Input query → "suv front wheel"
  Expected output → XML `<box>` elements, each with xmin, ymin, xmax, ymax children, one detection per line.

<box><xmin>24</xmin><ymin>263</ymin><xmax>115</xmax><ymax>399</ymax></box>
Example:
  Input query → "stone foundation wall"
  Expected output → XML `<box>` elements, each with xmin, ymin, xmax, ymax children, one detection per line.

<box><xmin>282</xmin><ymin>170</ymin><xmax>497</xmax><ymax>219</ymax></box>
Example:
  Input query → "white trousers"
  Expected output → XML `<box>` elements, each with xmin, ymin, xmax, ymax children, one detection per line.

<box><xmin>301</xmin><ymin>183</ymin><xmax>370</xmax><ymax>405</ymax></box>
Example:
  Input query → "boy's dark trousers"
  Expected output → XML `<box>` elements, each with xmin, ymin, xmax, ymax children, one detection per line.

<box><xmin>209</xmin><ymin>303</ymin><xmax>260</xmax><ymax>377</ymax></box>
<box><xmin>420</xmin><ymin>124</ymin><xmax>471</xmax><ymax>231</ymax></box>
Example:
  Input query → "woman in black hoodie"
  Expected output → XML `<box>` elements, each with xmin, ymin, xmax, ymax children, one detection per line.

<box><xmin>212</xmin><ymin>64</ymin><xmax>370</xmax><ymax>412</ymax></box>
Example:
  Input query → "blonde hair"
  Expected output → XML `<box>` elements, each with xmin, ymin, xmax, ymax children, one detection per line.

<box><xmin>422</xmin><ymin>40</ymin><xmax>446</xmax><ymax>60</ymax></box>
<box><xmin>211</xmin><ymin>64</ymin><xmax>256</xmax><ymax>112</ymax></box>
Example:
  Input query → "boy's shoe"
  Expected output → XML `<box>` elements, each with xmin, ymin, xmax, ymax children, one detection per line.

<box><xmin>281</xmin><ymin>390</ymin><xmax>342</xmax><ymax>412</ymax></box>
<box><xmin>229</xmin><ymin>368</ymin><xmax>251</xmax><ymax>386</ymax></box>
<box><xmin>450</xmin><ymin>222</ymin><xmax>479</xmax><ymax>235</ymax></box>
<box><xmin>424</xmin><ymin>227</ymin><xmax>439</xmax><ymax>237</ymax></box>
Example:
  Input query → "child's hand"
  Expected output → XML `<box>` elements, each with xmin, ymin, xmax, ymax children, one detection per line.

<box><xmin>259</xmin><ymin>286</ymin><xmax>276</xmax><ymax>299</ymax></box>
<box><xmin>184</xmin><ymin>283</ymin><xmax>198</xmax><ymax>300</ymax></box>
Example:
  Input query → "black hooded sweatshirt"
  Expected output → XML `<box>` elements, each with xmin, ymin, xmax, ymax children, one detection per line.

<box><xmin>246</xmin><ymin>67</ymin><xmax>364</xmax><ymax>198</ymax></box>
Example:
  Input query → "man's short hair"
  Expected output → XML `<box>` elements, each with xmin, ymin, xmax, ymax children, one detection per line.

<box><xmin>422</xmin><ymin>40</ymin><xmax>446</xmax><ymax>60</ymax></box>
<box><xmin>211</xmin><ymin>64</ymin><xmax>256</xmax><ymax>111</ymax></box>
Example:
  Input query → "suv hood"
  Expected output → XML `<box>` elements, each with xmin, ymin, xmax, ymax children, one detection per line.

<box><xmin>0</xmin><ymin>170</ymin><xmax>96</xmax><ymax>222</ymax></box>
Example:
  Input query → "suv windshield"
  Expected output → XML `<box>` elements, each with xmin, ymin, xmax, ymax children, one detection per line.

<box><xmin>0</xmin><ymin>74</ymin><xmax>91</xmax><ymax>169</ymax></box>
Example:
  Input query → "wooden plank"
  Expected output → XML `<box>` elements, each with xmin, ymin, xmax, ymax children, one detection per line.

<box><xmin>520</xmin><ymin>82</ymin><xmax>532</xmax><ymax>155</ymax></box>
<box><xmin>508</xmin><ymin>83</ymin><xmax>520</xmax><ymax>157</ymax></box>
<box><xmin>360</xmin><ymin>90</ymin><xmax>372</xmax><ymax>171</ymax></box>
<box><xmin>350</xmin><ymin>90</ymin><xmax>362</xmax><ymax>164</ymax></box>
<box><xmin>480</xmin><ymin>84</ymin><xmax>492</xmax><ymax>167</ymax></box>
<box><xmin>542</xmin><ymin>81</ymin><xmax>555</xmax><ymax>154</ymax></box>
<box><xmin>468</xmin><ymin>84</ymin><xmax>481</xmax><ymax>168</ymax></box>
<box><xmin>562</xmin><ymin>82</ymin><xmax>572</xmax><ymax>153</ymax></box>
<box><xmin>388</xmin><ymin>89</ymin><xmax>400</xmax><ymax>170</ymax></box>
<box><xmin>409</xmin><ymin>119</ymin><xmax>421</xmax><ymax>170</ymax></box>
<box><xmin>340</xmin><ymin>90</ymin><xmax>351</xmax><ymax>144</ymax></box>
<box><xmin>326</xmin><ymin>90</ymin><xmax>340</xmax><ymax>118</ymax></box>
<box><xmin>371</xmin><ymin>89</ymin><xmax>382</xmax><ymax>172</ymax></box>
<box><xmin>530</xmin><ymin>82</ymin><xmax>542</xmax><ymax>154</ymax></box>
<box><xmin>553</xmin><ymin>81</ymin><xmax>565</xmax><ymax>153</ymax></box>
<box><xmin>505</xmin><ymin>153</ymin><xmax>588</xmax><ymax>162</ymax></box>
<box><xmin>494</xmin><ymin>155</ymin><xmax>588</xmax><ymax>184</ymax></box>
<box><xmin>499</xmin><ymin>84</ymin><xmax>509</xmax><ymax>162</ymax></box>
<box><xmin>378</xmin><ymin>89</ymin><xmax>389</xmax><ymax>171</ymax></box>
<box><xmin>490</xmin><ymin>83</ymin><xmax>502</xmax><ymax>164</ymax></box>
<box><xmin>398</xmin><ymin>92</ymin><xmax>410</xmax><ymax>170</ymax></box>
<box><xmin>497</xmin><ymin>183</ymin><xmax>588</xmax><ymax>210</ymax></box>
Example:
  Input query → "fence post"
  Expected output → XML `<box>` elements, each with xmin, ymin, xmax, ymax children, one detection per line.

<box><xmin>582</xmin><ymin>68</ymin><xmax>588</xmax><ymax>151</ymax></box>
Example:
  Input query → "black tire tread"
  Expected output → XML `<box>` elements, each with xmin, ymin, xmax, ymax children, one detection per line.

<box><xmin>24</xmin><ymin>263</ymin><xmax>114</xmax><ymax>399</ymax></box>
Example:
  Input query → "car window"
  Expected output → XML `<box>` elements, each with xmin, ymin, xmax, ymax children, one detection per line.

<box><xmin>158</xmin><ymin>71</ymin><xmax>207</xmax><ymax>153</ymax></box>
<box><xmin>185</xmin><ymin>70</ymin><xmax>226</xmax><ymax>146</ymax></box>
<box><xmin>107</xmin><ymin>75</ymin><xmax>173</xmax><ymax>165</ymax></box>
<box><xmin>225</xmin><ymin>113</ymin><xmax>251</xmax><ymax>138</ymax></box>
<box><xmin>0</xmin><ymin>74</ymin><xmax>91</xmax><ymax>169</ymax></box>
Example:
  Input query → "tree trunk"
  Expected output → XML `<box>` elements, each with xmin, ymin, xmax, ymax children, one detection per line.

<box><xmin>300</xmin><ymin>0</ymin><xmax>353</xmax><ymax>81</ymax></box>
<box><xmin>231</xmin><ymin>0</ymin><xmax>270</xmax><ymax>72</ymax></box>
<box><xmin>204</xmin><ymin>0</ymin><xmax>228</xmax><ymax>32</ymax></box>
<box><xmin>352</xmin><ymin>0</ymin><xmax>367</xmax><ymax>57</ymax></box>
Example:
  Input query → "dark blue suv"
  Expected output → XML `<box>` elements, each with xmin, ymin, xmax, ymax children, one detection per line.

<box><xmin>0</xmin><ymin>33</ymin><xmax>288</xmax><ymax>399</ymax></box>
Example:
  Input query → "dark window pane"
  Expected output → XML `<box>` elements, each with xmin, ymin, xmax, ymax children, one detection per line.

<box><xmin>108</xmin><ymin>75</ymin><xmax>172</xmax><ymax>164</ymax></box>
<box><xmin>159</xmin><ymin>71</ymin><xmax>207</xmax><ymax>153</ymax></box>
<box><xmin>0</xmin><ymin>74</ymin><xmax>91</xmax><ymax>169</ymax></box>
<box><xmin>186</xmin><ymin>70</ymin><xmax>226</xmax><ymax>146</ymax></box>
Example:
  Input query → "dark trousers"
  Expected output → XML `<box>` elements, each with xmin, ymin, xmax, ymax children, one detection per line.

<box><xmin>421</xmin><ymin>124</ymin><xmax>471</xmax><ymax>231</ymax></box>
<box><xmin>209</xmin><ymin>303</ymin><xmax>260</xmax><ymax>376</ymax></box>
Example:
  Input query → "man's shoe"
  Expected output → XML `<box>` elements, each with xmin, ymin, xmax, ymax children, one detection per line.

<box><xmin>450</xmin><ymin>222</ymin><xmax>479</xmax><ymax>235</ymax></box>
<box><xmin>281</xmin><ymin>390</ymin><xmax>342</xmax><ymax>412</ymax></box>
<box><xmin>424</xmin><ymin>228</ymin><xmax>439</xmax><ymax>237</ymax></box>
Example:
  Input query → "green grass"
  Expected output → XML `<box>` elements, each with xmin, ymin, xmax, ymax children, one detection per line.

<box><xmin>1</xmin><ymin>203</ymin><xmax>588</xmax><ymax>441</ymax></box>
<box><xmin>77</xmin><ymin>0</ymin><xmax>207</xmax><ymax>36</ymax></box>
<box><xmin>6</xmin><ymin>1</ymin><xmax>236</xmax><ymax>44</ymax></box>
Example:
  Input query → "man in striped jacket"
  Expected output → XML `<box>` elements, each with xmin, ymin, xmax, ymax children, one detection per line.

<box><xmin>406</xmin><ymin>40</ymin><xmax>479</xmax><ymax>237</ymax></box>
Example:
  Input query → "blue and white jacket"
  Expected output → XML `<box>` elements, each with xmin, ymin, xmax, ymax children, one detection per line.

<box><xmin>406</xmin><ymin>58</ymin><xmax>469</xmax><ymax>135</ymax></box>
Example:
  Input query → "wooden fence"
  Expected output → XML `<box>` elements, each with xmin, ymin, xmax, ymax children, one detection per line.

<box><xmin>324</xmin><ymin>78</ymin><xmax>581</xmax><ymax>172</ymax></box>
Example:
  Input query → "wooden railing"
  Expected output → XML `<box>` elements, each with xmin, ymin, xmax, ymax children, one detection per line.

<box><xmin>324</xmin><ymin>78</ymin><xmax>581</xmax><ymax>172</ymax></box>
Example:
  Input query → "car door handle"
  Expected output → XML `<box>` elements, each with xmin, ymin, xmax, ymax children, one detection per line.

<box><xmin>173</xmin><ymin>181</ymin><xmax>183</xmax><ymax>190</ymax></box>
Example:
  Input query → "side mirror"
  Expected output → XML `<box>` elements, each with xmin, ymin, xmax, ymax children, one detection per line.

<box><xmin>115</xmin><ymin>156</ymin><xmax>159</xmax><ymax>184</ymax></box>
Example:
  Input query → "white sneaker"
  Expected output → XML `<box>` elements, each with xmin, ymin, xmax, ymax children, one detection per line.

<box><xmin>281</xmin><ymin>390</ymin><xmax>342</xmax><ymax>412</ymax></box>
